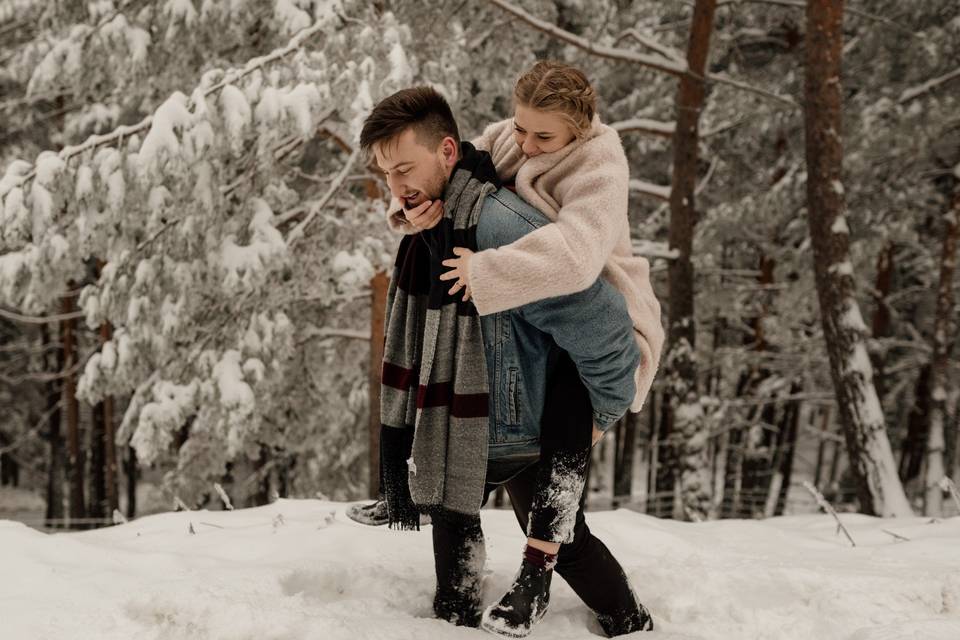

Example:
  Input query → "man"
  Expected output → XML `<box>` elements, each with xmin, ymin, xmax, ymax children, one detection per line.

<box><xmin>359</xmin><ymin>86</ymin><xmax>653</xmax><ymax>637</ymax></box>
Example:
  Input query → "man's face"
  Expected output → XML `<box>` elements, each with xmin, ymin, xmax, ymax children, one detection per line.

<box><xmin>373</xmin><ymin>128</ymin><xmax>454</xmax><ymax>209</ymax></box>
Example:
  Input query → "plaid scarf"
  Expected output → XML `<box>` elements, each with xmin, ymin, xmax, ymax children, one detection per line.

<box><xmin>380</xmin><ymin>142</ymin><xmax>501</xmax><ymax>529</ymax></box>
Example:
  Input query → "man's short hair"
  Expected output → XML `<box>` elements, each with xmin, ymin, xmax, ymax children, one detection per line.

<box><xmin>359</xmin><ymin>86</ymin><xmax>460</xmax><ymax>155</ymax></box>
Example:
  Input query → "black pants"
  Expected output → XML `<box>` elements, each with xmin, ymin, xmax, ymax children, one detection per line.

<box><xmin>431</xmin><ymin>454</ymin><xmax>645</xmax><ymax>635</ymax></box>
<box><xmin>431</xmin><ymin>353</ymin><xmax>645</xmax><ymax>635</ymax></box>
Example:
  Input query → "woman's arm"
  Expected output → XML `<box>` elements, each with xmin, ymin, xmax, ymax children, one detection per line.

<box><xmin>466</xmin><ymin>141</ymin><xmax>630</xmax><ymax>316</ymax></box>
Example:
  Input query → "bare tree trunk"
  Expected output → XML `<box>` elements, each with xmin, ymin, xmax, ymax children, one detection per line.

<box><xmin>614</xmin><ymin>412</ymin><xmax>639</xmax><ymax>502</ymax></box>
<box><xmin>96</xmin><ymin>262</ymin><xmax>119</xmax><ymax>516</ymax></box>
<box><xmin>924</xmin><ymin>189</ymin><xmax>960</xmax><ymax>515</ymax></box>
<box><xmin>61</xmin><ymin>290</ymin><xmax>86</xmax><ymax>527</ymax></box>
<box><xmin>647</xmin><ymin>391</ymin><xmax>659</xmax><ymax>514</ymax></box>
<box><xmin>813</xmin><ymin>406</ymin><xmax>832</xmax><ymax>487</ymax></box>
<box><xmin>710</xmin><ymin>428</ymin><xmax>729</xmax><ymax>518</ymax></box>
<box><xmin>89</xmin><ymin>402</ymin><xmax>106</xmax><ymax>521</ymax></box>
<box><xmin>41</xmin><ymin>324</ymin><xmax>65</xmax><ymax>527</ymax></box>
<box><xmin>774</xmin><ymin>398</ymin><xmax>802</xmax><ymax>515</ymax></box>
<box><xmin>368</xmin><ymin>271</ymin><xmax>388</xmax><ymax>499</ymax></box>
<box><xmin>803</xmin><ymin>0</ymin><xmax>911</xmax><ymax>517</ymax></box>
<box><xmin>125</xmin><ymin>444</ymin><xmax>138</xmax><ymax>518</ymax></box>
<box><xmin>665</xmin><ymin>0</ymin><xmax>717</xmax><ymax>522</ymax></box>
<box><xmin>870</xmin><ymin>242</ymin><xmax>895</xmax><ymax>402</ymax></box>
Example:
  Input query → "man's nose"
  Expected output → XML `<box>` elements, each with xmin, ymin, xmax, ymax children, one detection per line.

<box><xmin>521</xmin><ymin>138</ymin><xmax>538</xmax><ymax>155</ymax></box>
<box><xmin>386</xmin><ymin>175</ymin><xmax>403</xmax><ymax>197</ymax></box>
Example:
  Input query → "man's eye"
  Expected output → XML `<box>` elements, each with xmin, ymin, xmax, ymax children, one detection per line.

<box><xmin>514</xmin><ymin>127</ymin><xmax>525</xmax><ymax>134</ymax></box>
<box><xmin>537</xmin><ymin>135</ymin><xmax>552</xmax><ymax>140</ymax></box>
<box><xmin>398</xmin><ymin>168</ymin><xmax>410</xmax><ymax>175</ymax></box>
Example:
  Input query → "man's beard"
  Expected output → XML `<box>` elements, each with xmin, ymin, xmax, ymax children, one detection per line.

<box><xmin>404</xmin><ymin>158</ymin><xmax>449</xmax><ymax>210</ymax></box>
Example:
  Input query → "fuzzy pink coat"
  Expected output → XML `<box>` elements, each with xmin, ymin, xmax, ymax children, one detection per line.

<box><xmin>386</xmin><ymin>117</ymin><xmax>664</xmax><ymax>413</ymax></box>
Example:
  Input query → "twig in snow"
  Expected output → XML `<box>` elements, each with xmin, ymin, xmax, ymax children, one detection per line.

<box><xmin>199</xmin><ymin>521</ymin><xmax>225</xmax><ymax>529</ymax></box>
<box><xmin>173</xmin><ymin>496</ymin><xmax>191</xmax><ymax>511</ymax></box>
<box><xmin>188</xmin><ymin>522</ymin><xmax>196</xmax><ymax>535</ymax></box>
<box><xmin>802</xmin><ymin>481</ymin><xmax>856</xmax><ymax>547</ymax></box>
<box><xmin>214</xmin><ymin>483</ymin><xmax>234</xmax><ymax>510</ymax></box>
<box><xmin>880</xmin><ymin>528</ymin><xmax>910</xmax><ymax>542</ymax></box>
<box><xmin>939</xmin><ymin>477</ymin><xmax>960</xmax><ymax>513</ymax></box>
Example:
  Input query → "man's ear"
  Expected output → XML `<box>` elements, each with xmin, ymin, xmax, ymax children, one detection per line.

<box><xmin>438</xmin><ymin>136</ymin><xmax>459</xmax><ymax>169</ymax></box>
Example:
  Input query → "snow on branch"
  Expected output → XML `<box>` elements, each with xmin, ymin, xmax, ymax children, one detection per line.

<box><xmin>0</xmin><ymin>305</ymin><xmax>85</xmax><ymax>324</ymax></box>
<box><xmin>633</xmin><ymin>240</ymin><xmax>679</xmax><ymax>261</ymax></box>
<box><xmin>611</xmin><ymin>118</ymin><xmax>676</xmax><ymax>138</ymax></box>
<box><xmin>899</xmin><ymin>67</ymin><xmax>960</xmax><ymax>104</ymax></box>
<box><xmin>629</xmin><ymin>179</ymin><xmax>671</xmax><ymax>201</ymax></box>
<box><xmin>616</xmin><ymin>28</ymin><xmax>685</xmax><ymax>64</ymax></box>
<box><xmin>285</xmin><ymin>150</ymin><xmax>360</xmax><ymax>247</ymax></box>
<box><xmin>0</xmin><ymin>17</ymin><xmax>329</xmax><ymax>198</ymax></box>
<box><xmin>485</xmin><ymin>0</ymin><xmax>687</xmax><ymax>76</ymax></box>
<box><xmin>488</xmin><ymin>0</ymin><xmax>796</xmax><ymax>108</ymax></box>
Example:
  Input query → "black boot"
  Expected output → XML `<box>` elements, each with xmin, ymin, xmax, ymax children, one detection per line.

<box><xmin>481</xmin><ymin>547</ymin><xmax>555</xmax><ymax>638</ymax></box>
<box><xmin>432</xmin><ymin>511</ymin><xmax>485</xmax><ymax>627</ymax></box>
<box><xmin>596</xmin><ymin>597</ymin><xmax>655</xmax><ymax>636</ymax></box>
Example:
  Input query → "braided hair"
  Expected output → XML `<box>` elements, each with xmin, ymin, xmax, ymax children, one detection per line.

<box><xmin>514</xmin><ymin>60</ymin><xmax>597</xmax><ymax>138</ymax></box>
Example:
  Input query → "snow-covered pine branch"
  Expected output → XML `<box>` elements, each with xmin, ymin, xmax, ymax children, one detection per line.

<box><xmin>611</xmin><ymin>118</ymin><xmax>676</xmax><ymax>138</ymax></box>
<box><xmin>629</xmin><ymin>179</ymin><xmax>672</xmax><ymax>201</ymax></box>
<box><xmin>899</xmin><ymin>66</ymin><xmax>960</xmax><ymax>104</ymax></box>
<box><xmin>2</xmin><ymin>7</ymin><xmax>416</xmax><ymax>504</ymax></box>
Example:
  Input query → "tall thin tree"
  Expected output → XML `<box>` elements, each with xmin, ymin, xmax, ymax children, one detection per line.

<box><xmin>924</xmin><ymin>188</ymin><xmax>959</xmax><ymax>514</ymax></box>
<box><xmin>802</xmin><ymin>0</ymin><xmax>911</xmax><ymax>517</ymax></box>
<box><xmin>664</xmin><ymin>0</ymin><xmax>718</xmax><ymax>521</ymax></box>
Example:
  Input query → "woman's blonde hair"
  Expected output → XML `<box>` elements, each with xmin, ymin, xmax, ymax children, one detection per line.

<box><xmin>513</xmin><ymin>60</ymin><xmax>597</xmax><ymax>138</ymax></box>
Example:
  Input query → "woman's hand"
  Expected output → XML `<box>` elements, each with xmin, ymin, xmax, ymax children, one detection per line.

<box><xmin>592</xmin><ymin>423</ymin><xmax>604</xmax><ymax>446</ymax></box>
<box><xmin>440</xmin><ymin>247</ymin><xmax>475</xmax><ymax>301</ymax></box>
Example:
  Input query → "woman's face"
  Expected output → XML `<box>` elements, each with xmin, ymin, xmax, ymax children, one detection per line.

<box><xmin>513</xmin><ymin>103</ymin><xmax>577</xmax><ymax>157</ymax></box>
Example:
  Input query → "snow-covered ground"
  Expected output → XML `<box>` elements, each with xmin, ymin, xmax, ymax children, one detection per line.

<box><xmin>2</xmin><ymin>500</ymin><xmax>959</xmax><ymax>640</ymax></box>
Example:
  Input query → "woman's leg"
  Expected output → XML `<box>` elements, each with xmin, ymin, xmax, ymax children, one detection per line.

<box><xmin>527</xmin><ymin>350</ymin><xmax>593</xmax><ymax>548</ymax></box>
<box><xmin>481</xmin><ymin>352</ymin><xmax>595</xmax><ymax>637</ymax></box>
<box><xmin>504</xmin><ymin>458</ymin><xmax>654</xmax><ymax>636</ymax></box>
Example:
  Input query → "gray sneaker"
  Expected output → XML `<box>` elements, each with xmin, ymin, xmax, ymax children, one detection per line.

<box><xmin>345</xmin><ymin>499</ymin><xmax>432</xmax><ymax>526</ymax></box>
<box><xmin>346</xmin><ymin>499</ymin><xmax>389</xmax><ymax>526</ymax></box>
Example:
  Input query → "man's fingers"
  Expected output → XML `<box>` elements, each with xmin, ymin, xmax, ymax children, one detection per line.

<box><xmin>403</xmin><ymin>200</ymin><xmax>431</xmax><ymax>221</ymax></box>
<box><xmin>408</xmin><ymin>206</ymin><xmax>440</xmax><ymax>228</ymax></box>
<box><xmin>438</xmin><ymin>269</ymin><xmax>459</xmax><ymax>281</ymax></box>
<box><xmin>418</xmin><ymin>202</ymin><xmax>443</xmax><ymax>229</ymax></box>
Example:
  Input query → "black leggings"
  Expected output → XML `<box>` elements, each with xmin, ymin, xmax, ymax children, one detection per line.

<box><xmin>527</xmin><ymin>349</ymin><xmax>593</xmax><ymax>543</ymax></box>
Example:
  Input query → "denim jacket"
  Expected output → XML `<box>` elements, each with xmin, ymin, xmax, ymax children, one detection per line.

<box><xmin>475</xmin><ymin>188</ymin><xmax>641</xmax><ymax>459</ymax></box>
